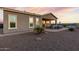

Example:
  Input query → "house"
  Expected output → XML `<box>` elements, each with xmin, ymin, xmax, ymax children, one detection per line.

<box><xmin>0</xmin><ymin>7</ymin><xmax>57</xmax><ymax>34</ymax></box>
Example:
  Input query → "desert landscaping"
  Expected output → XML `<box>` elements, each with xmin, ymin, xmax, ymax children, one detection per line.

<box><xmin>0</xmin><ymin>28</ymin><xmax>78</xmax><ymax>51</ymax></box>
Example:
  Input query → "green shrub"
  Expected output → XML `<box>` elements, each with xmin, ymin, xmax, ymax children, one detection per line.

<box><xmin>63</xmin><ymin>24</ymin><xmax>67</xmax><ymax>27</ymax></box>
<box><xmin>68</xmin><ymin>28</ymin><xmax>74</xmax><ymax>31</ymax></box>
<box><xmin>33</xmin><ymin>26</ymin><xmax>44</xmax><ymax>34</ymax></box>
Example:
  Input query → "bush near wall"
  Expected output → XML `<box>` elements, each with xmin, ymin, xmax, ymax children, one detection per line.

<box><xmin>33</xmin><ymin>25</ymin><xmax>44</xmax><ymax>34</ymax></box>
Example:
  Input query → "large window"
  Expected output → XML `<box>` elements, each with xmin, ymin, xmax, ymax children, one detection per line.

<box><xmin>29</xmin><ymin>17</ymin><xmax>34</xmax><ymax>28</ymax></box>
<box><xmin>8</xmin><ymin>14</ymin><xmax>17</xmax><ymax>29</ymax></box>
<box><xmin>36</xmin><ymin>17</ymin><xmax>39</xmax><ymax>26</ymax></box>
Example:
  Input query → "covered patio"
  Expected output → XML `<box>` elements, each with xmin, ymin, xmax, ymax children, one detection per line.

<box><xmin>42</xmin><ymin>13</ymin><xmax>57</xmax><ymax>28</ymax></box>
<box><xmin>42</xmin><ymin>18</ymin><xmax>57</xmax><ymax>28</ymax></box>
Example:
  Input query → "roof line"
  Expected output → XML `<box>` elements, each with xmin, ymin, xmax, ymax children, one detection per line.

<box><xmin>42</xmin><ymin>13</ymin><xmax>58</xmax><ymax>19</ymax></box>
<box><xmin>1</xmin><ymin>7</ymin><xmax>58</xmax><ymax>19</ymax></box>
<box><xmin>2</xmin><ymin>7</ymin><xmax>41</xmax><ymax>16</ymax></box>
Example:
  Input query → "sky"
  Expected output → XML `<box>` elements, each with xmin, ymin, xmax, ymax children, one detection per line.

<box><xmin>1</xmin><ymin>7</ymin><xmax>79</xmax><ymax>23</ymax></box>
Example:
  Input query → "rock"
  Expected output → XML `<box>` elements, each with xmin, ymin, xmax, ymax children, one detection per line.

<box><xmin>36</xmin><ymin>37</ymin><xmax>42</xmax><ymax>40</ymax></box>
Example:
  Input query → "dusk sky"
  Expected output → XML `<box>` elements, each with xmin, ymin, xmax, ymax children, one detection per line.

<box><xmin>10</xmin><ymin>7</ymin><xmax>79</xmax><ymax>23</ymax></box>
<box><xmin>1</xmin><ymin>7</ymin><xmax>79</xmax><ymax>23</ymax></box>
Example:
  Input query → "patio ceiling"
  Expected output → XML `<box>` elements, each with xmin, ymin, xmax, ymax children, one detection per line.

<box><xmin>42</xmin><ymin>18</ymin><xmax>54</xmax><ymax>21</ymax></box>
<box><xmin>42</xmin><ymin>13</ymin><xmax>58</xmax><ymax>20</ymax></box>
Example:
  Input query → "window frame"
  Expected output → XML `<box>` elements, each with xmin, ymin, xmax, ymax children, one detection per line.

<box><xmin>8</xmin><ymin>14</ymin><xmax>17</xmax><ymax>29</ymax></box>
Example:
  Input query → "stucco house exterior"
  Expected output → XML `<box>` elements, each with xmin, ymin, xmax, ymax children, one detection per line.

<box><xmin>0</xmin><ymin>7</ymin><xmax>57</xmax><ymax>34</ymax></box>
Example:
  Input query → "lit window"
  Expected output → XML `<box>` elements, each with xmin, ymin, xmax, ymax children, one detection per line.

<box><xmin>42</xmin><ymin>21</ymin><xmax>45</xmax><ymax>24</ymax></box>
<box><xmin>51</xmin><ymin>20</ymin><xmax>55</xmax><ymax>24</ymax></box>
<box><xmin>8</xmin><ymin>14</ymin><xmax>17</xmax><ymax>29</ymax></box>
<box><xmin>46</xmin><ymin>21</ymin><xmax>49</xmax><ymax>24</ymax></box>
<box><xmin>29</xmin><ymin>17</ymin><xmax>34</xmax><ymax>28</ymax></box>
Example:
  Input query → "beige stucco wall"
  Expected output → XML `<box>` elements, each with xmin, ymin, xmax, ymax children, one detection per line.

<box><xmin>3</xmin><ymin>10</ymin><xmax>42</xmax><ymax>34</ymax></box>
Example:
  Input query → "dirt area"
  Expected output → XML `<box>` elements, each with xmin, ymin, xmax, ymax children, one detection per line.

<box><xmin>0</xmin><ymin>29</ymin><xmax>79</xmax><ymax>51</ymax></box>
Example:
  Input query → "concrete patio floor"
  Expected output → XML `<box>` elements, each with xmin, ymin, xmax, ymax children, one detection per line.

<box><xmin>0</xmin><ymin>29</ymin><xmax>79</xmax><ymax>51</ymax></box>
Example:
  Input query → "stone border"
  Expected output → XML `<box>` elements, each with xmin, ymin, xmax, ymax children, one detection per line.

<box><xmin>45</xmin><ymin>28</ymin><xmax>68</xmax><ymax>32</ymax></box>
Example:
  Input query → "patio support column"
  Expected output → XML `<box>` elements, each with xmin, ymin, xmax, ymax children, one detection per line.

<box><xmin>45</xmin><ymin>20</ymin><xmax>46</xmax><ymax>28</ymax></box>
<box><xmin>55</xmin><ymin>19</ymin><xmax>57</xmax><ymax>25</ymax></box>
<box><xmin>49</xmin><ymin>20</ymin><xmax>51</xmax><ymax>26</ymax></box>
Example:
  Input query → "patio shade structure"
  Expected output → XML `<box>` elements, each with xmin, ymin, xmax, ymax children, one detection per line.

<box><xmin>42</xmin><ymin>13</ymin><xmax>57</xmax><ymax>28</ymax></box>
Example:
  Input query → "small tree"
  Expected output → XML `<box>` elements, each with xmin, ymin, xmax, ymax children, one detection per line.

<box><xmin>33</xmin><ymin>25</ymin><xmax>44</xmax><ymax>34</ymax></box>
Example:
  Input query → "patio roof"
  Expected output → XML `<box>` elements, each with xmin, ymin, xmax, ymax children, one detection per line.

<box><xmin>42</xmin><ymin>13</ymin><xmax>58</xmax><ymax>20</ymax></box>
<box><xmin>0</xmin><ymin>7</ymin><xmax>58</xmax><ymax>19</ymax></box>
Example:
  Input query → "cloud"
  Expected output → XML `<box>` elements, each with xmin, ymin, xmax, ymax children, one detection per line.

<box><xmin>8</xmin><ymin>7</ymin><xmax>73</xmax><ymax>14</ymax></box>
<box><xmin>6</xmin><ymin>7</ymin><xmax>79</xmax><ymax>23</ymax></box>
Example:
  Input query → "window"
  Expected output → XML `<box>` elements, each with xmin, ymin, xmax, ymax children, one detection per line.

<box><xmin>36</xmin><ymin>17</ymin><xmax>39</xmax><ymax>26</ymax></box>
<box><xmin>42</xmin><ymin>21</ymin><xmax>45</xmax><ymax>24</ymax></box>
<box><xmin>46</xmin><ymin>21</ymin><xmax>50</xmax><ymax>24</ymax></box>
<box><xmin>29</xmin><ymin>17</ymin><xmax>34</xmax><ymax>28</ymax></box>
<box><xmin>8</xmin><ymin>14</ymin><xmax>17</xmax><ymax>29</ymax></box>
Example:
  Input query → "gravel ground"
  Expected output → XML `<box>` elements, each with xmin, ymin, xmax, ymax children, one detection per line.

<box><xmin>0</xmin><ymin>29</ymin><xmax>79</xmax><ymax>51</ymax></box>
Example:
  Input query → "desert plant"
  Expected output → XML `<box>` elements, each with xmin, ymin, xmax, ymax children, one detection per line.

<box><xmin>33</xmin><ymin>26</ymin><xmax>44</xmax><ymax>34</ymax></box>
<box><xmin>68</xmin><ymin>28</ymin><xmax>75</xmax><ymax>31</ymax></box>
<box><xmin>63</xmin><ymin>24</ymin><xmax>67</xmax><ymax>27</ymax></box>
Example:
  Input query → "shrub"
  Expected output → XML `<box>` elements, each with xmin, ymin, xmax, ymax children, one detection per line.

<box><xmin>33</xmin><ymin>26</ymin><xmax>44</xmax><ymax>34</ymax></box>
<box><xmin>53</xmin><ymin>25</ymin><xmax>62</xmax><ymax>29</ymax></box>
<box><xmin>68</xmin><ymin>28</ymin><xmax>75</xmax><ymax>31</ymax></box>
<box><xmin>63</xmin><ymin>24</ymin><xmax>67</xmax><ymax>27</ymax></box>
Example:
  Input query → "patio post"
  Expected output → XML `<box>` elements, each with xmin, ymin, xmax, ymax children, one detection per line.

<box><xmin>45</xmin><ymin>20</ymin><xmax>46</xmax><ymax>28</ymax></box>
<box><xmin>49</xmin><ymin>20</ymin><xmax>51</xmax><ymax>26</ymax></box>
<box><xmin>55</xmin><ymin>19</ymin><xmax>57</xmax><ymax>25</ymax></box>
